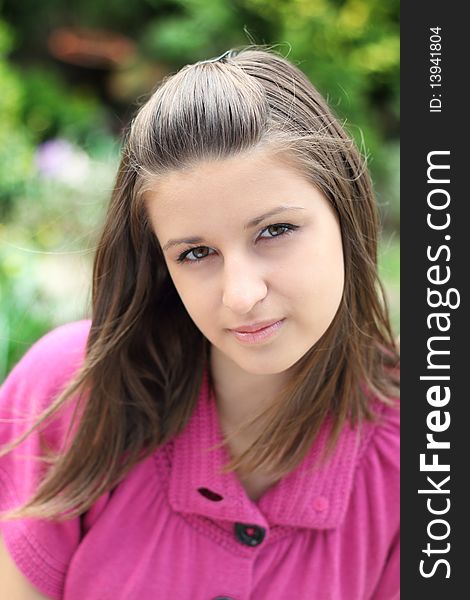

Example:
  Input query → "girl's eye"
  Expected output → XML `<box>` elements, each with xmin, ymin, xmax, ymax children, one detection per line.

<box><xmin>176</xmin><ymin>223</ymin><xmax>298</xmax><ymax>264</ymax></box>
<box><xmin>258</xmin><ymin>223</ymin><xmax>296</xmax><ymax>239</ymax></box>
<box><xmin>177</xmin><ymin>246</ymin><xmax>214</xmax><ymax>263</ymax></box>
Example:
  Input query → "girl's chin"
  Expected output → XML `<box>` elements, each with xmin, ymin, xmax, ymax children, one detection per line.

<box><xmin>225</xmin><ymin>353</ymin><xmax>301</xmax><ymax>377</ymax></box>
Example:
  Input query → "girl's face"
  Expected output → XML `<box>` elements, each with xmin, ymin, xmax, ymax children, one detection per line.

<box><xmin>145</xmin><ymin>150</ymin><xmax>344</xmax><ymax>376</ymax></box>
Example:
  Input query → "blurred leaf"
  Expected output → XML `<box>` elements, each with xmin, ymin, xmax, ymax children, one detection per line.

<box><xmin>20</xmin><ymin>67</ymin><xmax>109</xmax><ymax>144</ymax></box>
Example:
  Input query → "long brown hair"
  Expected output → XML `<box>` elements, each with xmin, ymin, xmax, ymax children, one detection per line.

<box><xmin>1</xmin><ymin>46</ymin><xmax>399</xmax><ymax>520</ymax></box>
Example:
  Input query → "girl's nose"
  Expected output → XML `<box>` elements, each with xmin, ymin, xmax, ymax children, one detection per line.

<box><xmin>222</xmin><ymin>257</ymin><xmax>268</xmax><ymax>315</ymax></box>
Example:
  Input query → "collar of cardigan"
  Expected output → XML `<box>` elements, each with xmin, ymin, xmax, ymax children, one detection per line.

<box><xmin>167</xmin><ymin>370</ymin><xmax>375</xmax><ymax>531</ymax></box>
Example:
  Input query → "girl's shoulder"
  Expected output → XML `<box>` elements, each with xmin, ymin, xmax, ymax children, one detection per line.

<box><xmin>2</xmin><ymin>320</ymin><xmax>92</xmax><ymax>395</ymax></box>
<box><xmin>0</xmin><ymin>320</ymin><xmax>91</xmax><ymax>431</ymax></box>
<box><xmin>357</xmin><ymin>393</ymin><xmax>399</xmax><ymax>474</ymax></box>
<box><xmin>0</xmin><ymin>318</ymin><xmax>92</xmax><ymax>450</ymax></box>
<box><xmin>350</xmin><ymin>394</ymin><xmax>400</xmax><ymax>526</ymax></box>
<box><xmin>0</xmin><ymin>320</ymin><xmax>93</xmax><ymax>498</ymax></box>
<box><xmin>342</xmin><ymin>396</ymin><xmax>399</xmax><ymax>600</ymax></box>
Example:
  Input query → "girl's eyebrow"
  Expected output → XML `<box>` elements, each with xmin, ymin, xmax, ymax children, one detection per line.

<box><xmin>161</xmin><ymin>205</ymin><xmax>305</xmax><ymax>252</ymax></box>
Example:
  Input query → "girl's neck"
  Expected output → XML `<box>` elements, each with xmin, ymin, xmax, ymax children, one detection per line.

<box><xmin>209</xmin><ymin>346</ymin><xmax>287</xmax><ymax>501</ymax></box>
<box><xmin>209</xmin><ymin>346</ymin><xmax>288</xmax><ymax>449</ymax></box>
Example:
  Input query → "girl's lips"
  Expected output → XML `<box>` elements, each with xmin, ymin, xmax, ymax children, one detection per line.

<box><xmin>229</xmin><ymin>318</ymin><xmax>284</xmax><ymax>333</ymax></box>
<box><xmin>229</xmin><ymin>319</ymin><xmax>285</xmax><ymax>344</ymax></box>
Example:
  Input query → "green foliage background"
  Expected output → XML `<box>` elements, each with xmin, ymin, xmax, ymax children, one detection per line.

<box><xmin>0</xmin><ymin>0</ymin><xmax>399</xmax><ymax>380</ymax></box>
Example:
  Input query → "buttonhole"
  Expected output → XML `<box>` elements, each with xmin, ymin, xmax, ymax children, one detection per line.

<box><xmin>197</xmin><ymin>487</ymin><xmax>224</xmax><ymax>502</ymax></box>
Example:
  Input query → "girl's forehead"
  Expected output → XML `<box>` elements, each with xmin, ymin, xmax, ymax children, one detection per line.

<box><xmin>143</xmin><ymin>149</ymin><xmax>312</xmax><ymax>210</ymax></box>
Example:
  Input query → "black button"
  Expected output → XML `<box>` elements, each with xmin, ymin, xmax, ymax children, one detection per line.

<box><xmin>212</xmin><ymin>597</ymin><xmax>235</xmax><ymax>600</ymax></box>
<box><xmin>234</xmin><ymin>522</ymin><xmax>266</xmax><ymax>547</ymax></box>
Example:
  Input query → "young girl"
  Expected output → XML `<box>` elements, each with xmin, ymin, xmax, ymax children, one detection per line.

<box><xmin>0</xmin><ymin>47</ymin><xmax>399</xmax><ymax>599</ymax></box>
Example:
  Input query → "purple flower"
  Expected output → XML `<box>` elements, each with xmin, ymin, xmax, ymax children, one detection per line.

<box><xmin>35</xmin><ymin>139</ymin><xmax>90</xmax><ymax>185</ymax></box>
